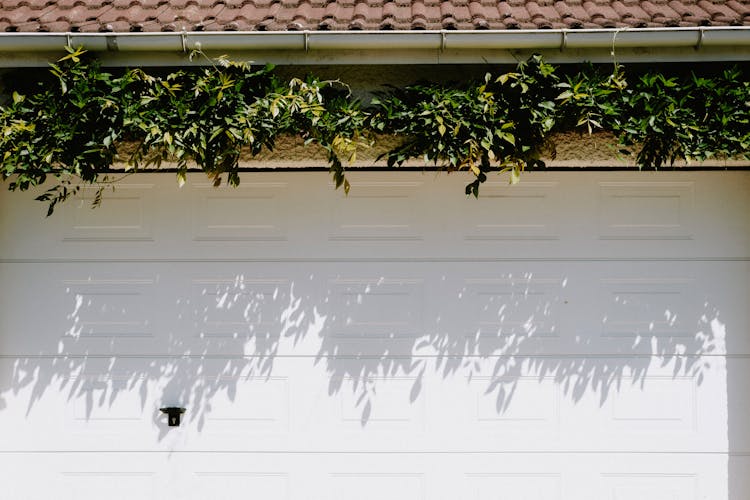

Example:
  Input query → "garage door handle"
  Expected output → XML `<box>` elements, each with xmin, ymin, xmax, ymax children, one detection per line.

<box><xmin>159</xmin><ymin>407</ymin><xmax>186</xmax><ymax>427</ymax></box>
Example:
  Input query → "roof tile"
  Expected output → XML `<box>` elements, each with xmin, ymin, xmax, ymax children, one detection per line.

<box><xmin>0</xmin><ymin>0</ymin><xmax>747</xmax><ymax>32</ymax></box>
<box><xmin>59</xmin><ymin>0</ymin><xmax>86</xmax><ymax>7</ymax></box>
<box><xmin>41</xmin><ymin>19</ymin><xmax>67</xmax><ymax>29</ymax></box>
<box><xmin>668</xmin><ymin>0</ymin><xmax>710</xmax><ymax>19</ymax></box>
<box><xmin>535</xmin><ymin>1</ymin><xmax>558</xmax><ymax>16</ymax></box>
<box><xmin>566</xmin><ymin>3</ymin><xmax>591</xmax><ymax>19</ymax></box>
<box><xmin>583</xmin><ymin>1</ymin><xmax>618</xmax><ymax>19</ymax></box>
<box><xmin>18</xmin><ymin>20</ymin><xmax>42</xmax><ymax>31</ymax></box>
<box><xmin>698</xmin><ymin>0</ymin><xmax>737</xmax><ymax>18</ymax></box>
<box><xmin>726</xmin><ymin>0</ymin><xmax>750</xmax><ymax>16</ymax></box>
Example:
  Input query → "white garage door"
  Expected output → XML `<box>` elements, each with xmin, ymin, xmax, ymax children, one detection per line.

<box><xmin>0</xmin><ymin>171</ymin><xmax>748</xmax><ymax>499</ymax></box>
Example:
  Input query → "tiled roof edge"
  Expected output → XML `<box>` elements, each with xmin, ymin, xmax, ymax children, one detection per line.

<box><xmin>0</xmin><ymin>27</ymin><xmax>749</xmax><ymax>66</ymax></box>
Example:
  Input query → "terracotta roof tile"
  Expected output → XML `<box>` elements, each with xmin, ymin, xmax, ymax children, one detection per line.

<box><xmin>668</xmin><ymin>0</ymin><xmax>710</xmax><ymax>20</ymax></box>
<box><xmin>0</xmin><ymin>0</ymin><xmax>747</xmax><ymax>32</ymax></box>
<box><xmin>566</xmin><ymin>3</ymin><xmax>591</xmax><ymax>20</ymax></box>
<box><xmin>727</xmin><ymin>0</ymin><xmax>750</xmax><ymax>16</ymax></box>
<box><xmin>583</xmin><ymin>1</ymin><xmax>617</xmax><ymax>20</ymax></box>
<box><xmin>699</xmin><ymin>0</ymin><xmax>737</xmax><ymax>18</ymax></box>
<box><xmin>529</xmin><ymin>1</ymin><xmax>563</xmax><ymax>21</ymax></box>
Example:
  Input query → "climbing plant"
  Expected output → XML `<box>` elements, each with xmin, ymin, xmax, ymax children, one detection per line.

<box><xmin>0</xmin><ymin>46</ymin><xmax>748</xmax><ymax>214</ymax></box>
<box><xmin>0</xmin><ymin>47</ymin><xmax>131</xmax><ymax>214</ymax></box>
<box><xmin>370</xmin><ymin>55</ymin><xmax>560</xmax><ymax>195</ymax></box>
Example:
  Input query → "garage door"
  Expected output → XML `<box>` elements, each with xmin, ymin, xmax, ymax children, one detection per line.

<box><xmin>0</xmin><ymin>171</ymin><xmax>748</xmax><ymax>499</ymax></box>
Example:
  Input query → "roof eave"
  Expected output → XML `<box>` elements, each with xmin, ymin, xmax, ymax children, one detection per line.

<box><xmin>0</xmin><ymin>27</ymin><xmax>748</xmax><ymax>67</ymax></box>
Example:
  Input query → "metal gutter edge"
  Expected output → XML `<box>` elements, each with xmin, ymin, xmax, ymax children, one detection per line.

<box><xmin>0</xmin><ymin>27</ymin><xmax>748</xmax><ymax>66</ymax></box>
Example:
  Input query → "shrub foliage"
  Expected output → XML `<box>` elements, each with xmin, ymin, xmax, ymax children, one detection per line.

<box><xmin>1</xmin><ymin>47</ymin><xmax>748</xmax><ymax>214</ymax></box>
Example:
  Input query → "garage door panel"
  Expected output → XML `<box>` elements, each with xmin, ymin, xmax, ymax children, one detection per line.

<box><xmin>0</xmin><ymin>358</ymin><xmax>166</xmax><ymax>450</ymax></box>
<box><xmin>596</xmin><ymin>277</ymin><xmax>698</xmax><ymax>339</ymax></box>
<box><xmin>0</xmin><ymin>181</ymin><xmax>167</xmax><ymax>261</ymax></box>
<box><xmin>596</xmin><ymin>180</ymin><xmax>695</xmax><ymax>241</ymax></box>
<box><xmin>453</xmin><ymin>276</ymin><xmax>566</xmax><ymax>341</ymax></box>
<box><xmin>186</xmin><ymin>375</ymin><xmax>292</xmax><ymax>438</ymax></box>
<box><xmin>598</xmin><ymin>472</ymin><xmax>698</xmax><ymax>500</ymax></box>
<box><xmin>600</xmin><ymin>374</ymin><xmax>700</xmax><ymax>433</ymax></box>
<box><xmin>59</xmin><ymin>184</ymin><xmax>158</xmax><ymax>243</ymax></box>
<box><xmin>189</xmin><ymin>181</ymin><xmax>291</xmax><ymax>242</ymax></box>
<box><xmin>458</xmin><ymin>375</ymin><xmax>562</xmax><ymax>435</ymax></box>
<box><xmin>185</xmin><ymin>275</ymin><xmax>298</xmax><ymax>357</ymax></box>
<box><xmin>583</xmin><ymin>272</ymin><xmax>725</xmax><ymax>358</ymax></box>
<box><xmin>190</xmin><ymin>471</ymin><xmax>290</xmax><ymax>500</ymax></box>
<box><xmin>327</xmin><ymin>180</ymin><xmax>428</xmax><ymax>242</ymax></box>
<box><xmin>59</xmin><ymin>277</ymin><xmax>158</xmax><ymax>343</ymax></box>
<box><xmin>0</xmin><ymin>355</ymin><xmax>732</xmax><ymax>453</ymax></box>
<box><xmin>0</xmin><ymin>454</ymin><xmax>166</xmax><ymax>500</ymax></box>
<box><xmin>464</xmin><ymin>472</ymin><xmax>562</xmax><ymax>500</ymax></box>
<box><xmin>586</xmin><ymin>263</ymin><xmax>749</xmax><ymax>356</ymax></box>
<box><xmin>459</xmin><ymin>181</ymin><xmax>561</xmax><ymax>241</ymax></box>
<box><xmin>0</xmin><ymin>452</ymin><xmax>730</xmax><ymax>500</ymax></box>
<box><xmin>2</xmin><ymin>172</ymin><xmax>749</xmax><ymax>262</ymax></box>
<box><xmin>430</xmin><ymin>357</ymin><xmax>726</xmax><ymax>452</ymax></box>
<box><xmin>331</xmin><ymin>472</ymin><xmax>426</xmax><ymax>500</ymax></box>
<box><xmin>326</xmin><ymin>277</ymin><xmax>425</xmax><ymax>339</ymax></box>
<box><xmin>0</xmin><ymin>264</ymin><xmax>169</xmax><ymax>355</ymax></box>
<box><xmin>61</xmin><ymin>471</ymin><xmax>158</xmax><ymax>500</ymax></box>
<box><xmin>177</xmin><ymin>454</ymin><xmax>435</xmax><ymax>500</ymax></box>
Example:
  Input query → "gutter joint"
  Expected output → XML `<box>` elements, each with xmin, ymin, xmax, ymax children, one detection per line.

<box><xmin>106</xmin><ymin>35</ymin><xmax>118</xmax><ymax>52</ymax></box>
<box><xmin>696</xmin><ymin>27</ymin><xmax>705</xmax><ymax>50</ymax></box>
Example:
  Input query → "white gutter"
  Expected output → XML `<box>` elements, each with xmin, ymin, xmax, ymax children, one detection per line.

<box><xmin>0</xmin><ymin>27</ymin><xmax>748</xmax><ymax>66</ymax></box>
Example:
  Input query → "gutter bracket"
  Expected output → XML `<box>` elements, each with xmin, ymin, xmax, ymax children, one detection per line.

<box><xmin>611</xmin><ymin>27</ymin><xmax>623</xmax><ymax>58</ymax></box>
<box><xmin>106</xmin><ymin>35</ymin><xmax>118</xmax><ymax>52</ymax></box>
<box><xmin>440</xmin><ymin>30</ymin><xmax>447</xmax><ymax>52</ymax></box>
<box><xmin>65</xmin><ymin>32</ymin><xmax>72</xmax><ymax>49</ymax></box>
<box><xmin>181</xmin><ymin>30</ymin><xmax>188</xmax><ymax>53</ymax></box>
<box><xmin>304</xmin><ymin>31</ymin><xmax>309</xmax><ymax>52</ymax></box>
<box><xmin>561</xmin><ymin>30</ymin><xmax>568</xmax><ymax>51</ymax></box>
<box><xmin>696</xmin><ymin>27</ymin><xmax>705</xmax><ymax>50</ymax></box>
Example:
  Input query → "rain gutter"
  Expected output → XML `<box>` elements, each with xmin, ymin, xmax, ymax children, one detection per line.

<box><xmin>0</xmin><ymin>27</ymin><xmax>748</xmax><ymax>67</ymax></box>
